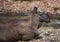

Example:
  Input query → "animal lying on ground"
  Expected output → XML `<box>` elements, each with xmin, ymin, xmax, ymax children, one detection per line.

<box><xmin>0</xmin><ymin>6</ymin><xmax>51</xmax><ymax>42</ymax></box>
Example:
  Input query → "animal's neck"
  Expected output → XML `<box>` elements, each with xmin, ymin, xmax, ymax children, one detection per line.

<box><xmin>29</xmin><ymin>14</ymin><xmax>40</xmax><ymax>29</ymax></box>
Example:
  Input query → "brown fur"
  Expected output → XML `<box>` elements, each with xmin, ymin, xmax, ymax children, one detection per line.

<box><xmin>0</xmin><ymin>11</ymin><xmax>41</xmax><ymax>42</ymax></box>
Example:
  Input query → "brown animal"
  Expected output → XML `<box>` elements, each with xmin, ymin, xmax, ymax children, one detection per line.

<box><xmin>0</xmin><ymin>6</ymin><xmax>51</xmax><ymax>42</ymax></box>
<box><xmin>0</xmin><ymin>11</ymin><xmax>41</xmax><ymax>42</ymax></box>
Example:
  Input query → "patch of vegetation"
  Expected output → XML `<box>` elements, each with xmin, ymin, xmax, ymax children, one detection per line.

<box><xmin>55</xmin><ymin>15</ymin><xmax>60</xmax><ymax>20</ymax></box>
<box><xmin>53</xmin><ymin>7</ymin><xmax>60</xmax><ymax>11</ymax></box>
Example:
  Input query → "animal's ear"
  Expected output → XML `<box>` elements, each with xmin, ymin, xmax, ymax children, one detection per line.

<box><xmin>31</xmin><ymin>6</ymin><xmax>38</xmax><ymax>14</ymax></box>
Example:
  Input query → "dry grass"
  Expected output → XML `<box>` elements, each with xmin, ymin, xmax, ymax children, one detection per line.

<box><xmin>0</xmin><ymin>0</ymin><xmax>60</xmax><ymax>13</ymax></box>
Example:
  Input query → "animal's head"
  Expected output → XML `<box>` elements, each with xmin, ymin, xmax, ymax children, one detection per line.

<box><xmin>31</xmin><ymin>6</ymin><xmax>50</xmax><ymax>23</ymax></box>
<box><xmin>31</xmin><ymin>6</ymin><xmax>51</xmax><ymax>29</ymax></box>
